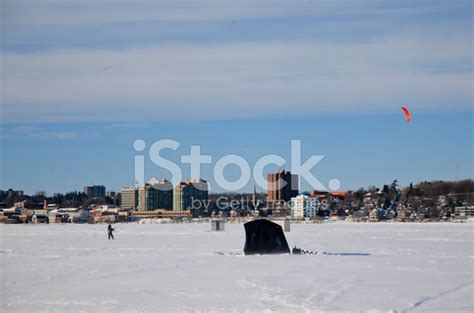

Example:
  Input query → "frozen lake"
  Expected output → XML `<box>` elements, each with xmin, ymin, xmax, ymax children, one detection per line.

<box><xmin>1</xmin><ymin>222</ymin><xmax>473</xmax><ymax>312</ymax></box>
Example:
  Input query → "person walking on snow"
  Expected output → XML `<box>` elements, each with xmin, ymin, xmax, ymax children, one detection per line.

<box><xmin>108</xmin><ymin>224</ymin><xmax>115</xmax><ymax>240</ymax></box>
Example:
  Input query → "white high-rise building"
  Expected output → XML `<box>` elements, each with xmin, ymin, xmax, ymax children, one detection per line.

<box><xmin>290</xmin><ymin>194</ymin><xmax>319</xmax><ymax>218</ymax></box>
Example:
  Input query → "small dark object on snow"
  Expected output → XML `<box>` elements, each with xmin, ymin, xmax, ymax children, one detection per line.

<box><xmin>292</xmin><ymin>246</ymin><xmax>318</xmax><ymax>255</ymax></box>
<box><xmin>292</xmin><ymin>246</ymin><xmax>302</xmax><ymax>254</ymax></box>
<box><xmin>243</xmin><ymin>219</ymin><xmax>290</xmax><ymax>255</ymax></box>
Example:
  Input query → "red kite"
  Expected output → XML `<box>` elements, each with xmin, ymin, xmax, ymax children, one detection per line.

<box><xmin>401</xmin><ymin>107</ymin><xmax>411</xmax><ymax>123</ymax></box>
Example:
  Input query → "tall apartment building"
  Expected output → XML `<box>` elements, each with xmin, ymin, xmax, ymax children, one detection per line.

<box><xmin>290</xmin><ymin>194</ymin><xmax>318</xmax><ymax>218</ymax></box>
<box><xmin>138</xmin><ymin>179</ymin><xmax>173</xmax><ymax>211</ymax></box>
<box><xmin>151</xmin><ymin>179</ymin><xmax>173</xmax><ymax>211</ymax></box>
<box><xmin>83</xmin><ymin>185</ymin><xmax>106</xmax><ymax>197</ymax></box>
<box><xmin>138</xmin><ymin>184</ymin><xmax>156</xmax><ymax>211</ymax></box>
<box><xmin>121</xmin><ymin>186</ymin><xmax>138</xmax><ymax>210</ymax></box>
<box><xmin>267</xmin><ymin>170</ymin><xmax>298</xmax><ymax>207</ymax></box>
<box><xmin>174</xmin><ymin>179</ymin><xmax>208</xmax><ymax>211</ymax></box>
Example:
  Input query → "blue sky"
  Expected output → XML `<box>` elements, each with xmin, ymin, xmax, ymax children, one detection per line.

<box><xmin>1</xmin><ymin>0</ymin><xmax>472</xmax><ymax>194</ymax></box>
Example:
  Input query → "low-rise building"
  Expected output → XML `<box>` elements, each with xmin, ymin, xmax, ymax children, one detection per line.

<box><xmin>397</xmin><ymin>208</ymin><xmax>407</xmax><ymax>222</ymax></box>
<box><xmin>131</xmin><ymin>209</ymin><xmax>192</xmax><ymax>220</ymax></box>
<box><xmin>454</xmin><ymin>206</ymin><xmax>474</xmax><ymax>220</ymax></box>
<box><xmin>369</xmin><ymin>208</ymin><xmax>380</xmax><ymax>222</ymax></box>
<box><xmin>32</xmin><ymin>214</ymin><xmax>49</xmax><ymax>223</ymax></box>
<box><xmin>352</xmin><ymin>209</ymin><xmax>369</xmax><ymax>222</ymax></box>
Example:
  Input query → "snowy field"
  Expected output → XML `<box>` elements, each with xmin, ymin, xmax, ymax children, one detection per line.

<box><xmin>1</xmin><ymin>222</ymin><xmax>473</xmax><ymax>312</ymax></box>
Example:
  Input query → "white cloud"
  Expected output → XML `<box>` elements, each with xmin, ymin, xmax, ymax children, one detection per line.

<box><xmin>1</xmin><ymin>1</ymin><xmax>472</xmax><ymax>122</ymax></box>
<box><xmin>0</xmin><ymin>125</ymin><xmax>78</xmax><ymax>139</ymax></box>
<box><xmin>3</xmin><ymin>0</ymin><xmax>465</xmax><ymax>27</ymax></box>
<box><xmin>1</xmin><ymin>34</ymin><xmax>471</xmax><ymax>123</ymax></box>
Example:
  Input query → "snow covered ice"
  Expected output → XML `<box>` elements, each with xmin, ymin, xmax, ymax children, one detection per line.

<box><xmin>1</xmin><ymin>222</ymin><xmax>473</xmax><ymax>312</ymax></box>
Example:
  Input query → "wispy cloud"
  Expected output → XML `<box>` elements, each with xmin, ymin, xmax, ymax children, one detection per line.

<box><xmin>103</xmin><ymin>123</ymin><xmax>152</xmax><ymax>130</ymax></box>
<box><xmin>2</xmin><ymin>37</ymin><xmax>471</xmax><ymax>123</ymax></box>
<box><xmin>2</xmin><ymin>0</ymin><xmax>469</xmax><ymax>26</ymax></box>
<box><xmin>0</xmin><ymin>125</ymin><xmax>79</xmax><ymax>139</ymax></box>
<box><xmin>1</xmin><ymin>0</ymin><xmax>472</xmax><ymax>123</ymax></box>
